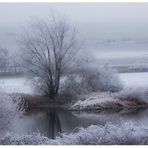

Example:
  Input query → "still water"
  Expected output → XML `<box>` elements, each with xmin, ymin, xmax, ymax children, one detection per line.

<box><xmin>11</xmin><ymin>108</ymin><xmax>148</xmax><ymax>139</ymax></box>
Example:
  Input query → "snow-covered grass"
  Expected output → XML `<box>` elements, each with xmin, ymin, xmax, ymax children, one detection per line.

<box><xmin>0</xmin><ymin>133</ymin><xmax>53</xmax><ymax>145</ymax></box>
<box><xmin>2</xmin><ymin>119</ymin><xmax>148</xmax><ymax>145</ymax></box>
<box><xmin>71</xmin><ymin>92</ymin><xmax>115</xmax><ymax>110</ymax></box>
<box><xmin>53</xmin><ymin>120</ymin><xmax>148</xmax><ymax>145</ymax></box>
<box><xmin>72</xmin><ymin>88</ymin><xmax>148</xmax><ymax>111</ymax></box>
<box><xmin>71</xmin><ymin>72</ymin><xmax>148</xmax><ymax>110</ymax></box>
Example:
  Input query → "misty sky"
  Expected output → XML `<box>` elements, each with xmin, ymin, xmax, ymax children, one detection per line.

<box><xmin>1</xmin><ymin>3</ymin><xmax>148</xmax><ymax>61</ymax></box>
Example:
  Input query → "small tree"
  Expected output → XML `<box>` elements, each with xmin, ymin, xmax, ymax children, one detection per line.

<box><xmin>20</xmin><ymin>14</ymin><xmax>81</xmax><ymax>100</ymax></box>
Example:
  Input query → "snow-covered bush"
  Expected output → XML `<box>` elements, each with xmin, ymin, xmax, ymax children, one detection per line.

<box><xmin>0</xmin><ymin>89</ymin><xmax>22</xmax><ymax>137</ymax></box>
<box><xmin>60</xmin><ymin>74</ymin><xmax>84</xmax><ymax>98</ymax></box>
<box><xmin>2</xmin><ymin>119</ymin><xmax>148</xmax><ymax>145</ymax></box>
<box><xmin>61</xmin><ymin>67</ymin><xmax>123</xmax><ymax>101</ymax></box>
<box><xmin>71</xmin><ymin>88</ymin><xmax>148</xmax><ymax>110</ymax></box>
<box><xmin>80</xmin><ymin>67</ymin><xmax>123</xmax><ymax>92</ymax></box>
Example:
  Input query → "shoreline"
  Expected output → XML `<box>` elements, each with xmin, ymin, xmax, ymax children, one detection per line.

<box><xmin>10</xmin><ymin>90</ymin><xmax>148</xmax><ymax>112</ymax></box>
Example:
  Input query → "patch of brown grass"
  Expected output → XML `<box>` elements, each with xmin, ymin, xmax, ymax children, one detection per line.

<box><xmin>10</xmin><ymin>93</ymin><xmax>48</xmax><ymax>109</ymax></box>
<box><xmin>10</xmin><ymin>93</ymin><xmax>72</xmax><ymax>110</ymax></box>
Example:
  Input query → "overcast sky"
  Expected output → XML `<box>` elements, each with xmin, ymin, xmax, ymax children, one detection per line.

<box><xmin>0</xmin><ymin>3</ymin><xmax>148</xmax><ymax>57</ymax></box>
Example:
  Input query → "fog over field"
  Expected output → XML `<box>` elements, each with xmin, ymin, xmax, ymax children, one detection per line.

<box><xmin>1</xmin><ymin>3</ymin><xmax>148</xmax><ymax>65</ymax></box>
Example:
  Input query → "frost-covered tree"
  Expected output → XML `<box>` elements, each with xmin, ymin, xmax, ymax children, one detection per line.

<box><xmin>20</xmin><ymin>13</ymin><xmax>81</xmax><ymax>100</ymax></box>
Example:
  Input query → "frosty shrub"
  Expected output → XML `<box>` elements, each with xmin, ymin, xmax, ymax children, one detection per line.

<box><xmin>60</xmin><ymin>74</ymin><xmax>83</xmax><ymax>98</ymax></box>
<box><xmin>61</xmin><ymin>67</ymin><xmax>123</xmax><ymax>100</ymax></box>
<box><xmin>0</xmin><ymin>89</ymin><xmax>22</xmax><ymax>137</ymax></box>
<box><xmin>80</xmin><ymin>67</ymin><xmax>123</xmax><ymax>92</ymax></box>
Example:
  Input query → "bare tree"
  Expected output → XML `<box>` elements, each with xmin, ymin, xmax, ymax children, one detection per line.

<box><xmin>20</xmin><ymin>14</ymin><xmax>81</xmax><ymax>100</ymax></box>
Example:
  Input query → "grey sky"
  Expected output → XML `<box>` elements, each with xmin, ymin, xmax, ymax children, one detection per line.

<box><xmin>0</xmin><ymin>3</ymin><xmax>148</xmax><ymax>56</ymax></box>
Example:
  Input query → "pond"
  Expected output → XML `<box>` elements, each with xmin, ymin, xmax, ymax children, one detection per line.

<box><xmin>11</xmin><ymin>108</ymin><xmax>148</xmax><ymax>139</ymax></box>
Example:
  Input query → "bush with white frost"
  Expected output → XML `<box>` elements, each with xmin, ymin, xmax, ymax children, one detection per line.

<box><xmin>80</xmin><ymin>67</ymin><xmax>123</xmax><ymax>92</ymax></box>
<box><xmin>1</xmin><ymin>120</ymin><xmax>148</xmax><ymax>145</ymax></box>
<box><xmin>0</xmin><ymin>89</ymin><xmax>22</xmax><ymax>137</ymax></box>
<box><xmin>61</xmin><ymin>67</ymin><xmax>123</xmax><ymax>100</ymax></box>
<box><xmin>54</xmin><ymin>120</ymin><xmax>148</xmax><ymax>145</ymax></box>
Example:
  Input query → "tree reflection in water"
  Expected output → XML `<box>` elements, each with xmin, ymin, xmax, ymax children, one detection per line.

<box><xmin>14</xmin><ymin>108</ymin><xmax>148</xmax><ymax>140</ymax></box>
<box><xmin>47</xmin><ymin>110</ymin><xmax>62</xmax><ymax>139</ymax></box>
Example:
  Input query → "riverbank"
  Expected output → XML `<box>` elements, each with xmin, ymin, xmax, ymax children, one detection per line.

<box><xmin>3</xmin><ymin>89</ymin><xmax>148</xmax><ymax>145</ymax></box>
<box><xmin>13</xmin><ymin>87</ymin><xmax>148</xmax><ymax>112</ymax></box>
<box><xmin>70</xmin><ymin>89</ymin><xmax>148</xmax><ymax>111</ymax></box>
<box><xmin>11</xmin><ymin>93</ymin><xmax>70</xmax><ymax>111</ymax></box>
<box><xmin>2</xmin><ymin>118</ymin><xmax>148</xmax><ymax>145</ymax></box>
<box><xmin>1</xmin><ymin>72</ymin><xmax>148</xmax><ymax>112</ymax></box>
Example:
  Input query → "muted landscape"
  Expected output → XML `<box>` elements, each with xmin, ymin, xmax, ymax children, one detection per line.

<box><xmin>1</xmin><ymin>2</ymin><xmax>148</xmax><ymax>145</ymax></box>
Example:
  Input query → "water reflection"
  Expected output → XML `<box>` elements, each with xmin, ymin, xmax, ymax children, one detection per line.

<box><xmin>47</xmin><ymin>111</ymin><xmax>62</xmax><ymax>139</ymax></box>
<box><xmin>11</xmin><ymin>108</ymin><xmax>148</xmax><ymax>139</ymax></box>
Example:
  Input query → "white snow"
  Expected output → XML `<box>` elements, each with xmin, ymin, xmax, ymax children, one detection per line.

<box><xmin>0</xmin><ymin>77</ymin><xmax>33</xmax><ymax>94</ymax></box>
<box><xmin>119</xmin><ymin>72</ymin><xmax>148</xmax><ymax>88</ymax></box>
<box><xmin>72</xmin><ymin>92</ymin><xmax>113</xmax><ymax>110</ymax></box>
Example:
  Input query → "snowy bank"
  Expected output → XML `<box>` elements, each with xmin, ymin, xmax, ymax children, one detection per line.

<box><xmin>2</xmin><ymin>120</ymin><xmax>148</xmax><ymax>145</ymax></box>
<box><xmin>71</xmin><ymin>89</ymin><xmax>148</xmax><ymax>111</ymax></box>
